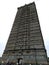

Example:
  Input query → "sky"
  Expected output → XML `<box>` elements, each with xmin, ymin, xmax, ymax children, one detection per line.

<box><xmin>0</xmin><ymin>0</ymin><xmax>49</xmax><ymax>57</ymax></box>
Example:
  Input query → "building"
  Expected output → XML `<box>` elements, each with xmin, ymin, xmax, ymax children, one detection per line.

<box><xmin>48</xmin><ymin>58</ymin><xmax>49</xmax><ymax>64</ymax></box>
<box><xmin>0</xmin><ymin>57</ymin><xmax>2</xmax><ymax>63</ymax></box>
<box><xmin>2</xmin><ymin>2</ymin><xmax>48</xmax><ymax>65</ymax></box>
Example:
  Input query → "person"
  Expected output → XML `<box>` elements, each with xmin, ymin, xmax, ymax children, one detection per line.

<box><xmin>1</xmin><ymin>61</ymin><xmax>4</xmax><ymax>65</ymax></box>
<box><xmin>6</xmin><ymin>62</ymin><xmax>10</xmax><ymax>65</ymax></box>
<box><xmin>0</xmin><ymin>63</ymin><xmax>1</xmax><ymax>65</ymax></box>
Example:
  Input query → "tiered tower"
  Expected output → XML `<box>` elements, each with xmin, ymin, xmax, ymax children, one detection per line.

<box><xmin>2</xmin><ymin>2</ymin><xmax>48</xmax><ymax>65</ymax></box>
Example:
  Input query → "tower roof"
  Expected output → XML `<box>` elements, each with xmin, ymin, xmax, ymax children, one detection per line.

<box><xmin>18</xmin><ymin>2</ymin><xmax>35</xmax><ymax>9</ymax></box>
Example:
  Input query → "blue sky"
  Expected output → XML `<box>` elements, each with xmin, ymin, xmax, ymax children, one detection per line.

<box><xmin>0</xmin><ymin>0</ymin><xmax>49</xmax><ymax>57</ymax></box>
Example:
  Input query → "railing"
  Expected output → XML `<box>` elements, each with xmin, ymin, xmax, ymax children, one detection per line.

<box><xmin>0</xmin><ymin>62</ymin><xmax>49</xmax><ymax>65</ymax></box>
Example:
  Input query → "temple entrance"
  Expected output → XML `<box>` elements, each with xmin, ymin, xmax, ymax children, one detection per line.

<box><xmin>17</xmin><ymin>58</ymin><xmax>23</xmax><ymax>65</ymax></box>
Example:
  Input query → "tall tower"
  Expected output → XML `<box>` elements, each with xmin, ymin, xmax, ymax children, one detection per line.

<box><xmin>2</xmin><ymin>2</ymin><xmax>48</xmax><ymax>65</ymax></box>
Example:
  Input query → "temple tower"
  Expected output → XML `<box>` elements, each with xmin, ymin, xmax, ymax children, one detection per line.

<box><xmin>2</xmin><ymin>2</ymin><xmax>48</xmax><ymax>65</ymax></box>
